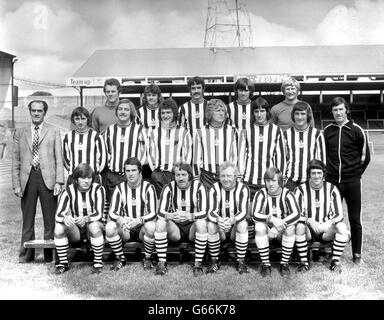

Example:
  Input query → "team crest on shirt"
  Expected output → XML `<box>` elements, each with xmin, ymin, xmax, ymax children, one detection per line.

<box><xmin>214</xmin><ymin>136</ymin><xmax>220</xmax><ymax>146</ymax></box>
<box><xmin>77</xmin><ymin>142</ymin><xmax>84</xmax><ymax>150</ymax></box>
<box><xmin>195</xmin><ymin>111</ymin><xmax>200</xmax><ymax>119</ymax></box>
<box><xmin>224</xmin><ymin>200</ymin><xmax>231</xmax><ymax>209</ymax></box>
<box><xmin>164</xmin><ymin>139</ymin><xmax>170</xmax><ymax>146</ymax></box>
<box><xmin>298</xmin><ymin>140</ymin><xmax>305</xmax><ymax>148</ymax></box>
<box><xmin>180</xmin><ymin>199</ymin><xmax>186</xmax><ymax>207</ymax></box>
<box><xmin>242</xmin><ymin>112</ymin><xmax>247</xmax><ymax>120</ymax></box>
<box><xmin>131</xmin><ymin>197</ymin><xmax>136</xmax><ymax>206</ymax></box>
<box><xmin>271</xmin><ymin>205</ymin><xmax>278</xmax><ymax>216</ymax></box>
<box><xmin>149</xmin><ymin>119</ymin><xmax>156</xmax><ymax>127</ymax></box>
<box><xmin>120</xmin><ymin>134</ymin><xmax>128</xmax><ymax>142</ymax></box>
<box><xmin>314</xmin><ymin>199</ymin><xmax>321</xmax><ymax>208</ymax></box>
<box><xmin>258</xmin><ymin>134</ymin><xmax>264</xmax><ymax>141</ymax></box>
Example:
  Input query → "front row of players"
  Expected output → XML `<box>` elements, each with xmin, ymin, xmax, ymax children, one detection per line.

<box><xmin>54</xmin><ymin>158</ymin><xmax>349</xmax><ymax>277</ymax></box>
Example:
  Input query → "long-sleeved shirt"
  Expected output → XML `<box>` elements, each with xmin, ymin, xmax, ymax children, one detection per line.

<box><xmin>62</xmin><ymin>128</ymin><xmax>106</xmax><ymax>175</ymax></box>
<box><xmin>147</xmin><ymin>125</ymin><xmax>192</xmax><ymax>171</ymax></box>
<box><xmin>55</xmin><ymin>183</ymin><xmax>105</xmax><ymax>223</ymax></box>
<box><xmin>252</xmin><ymin>187</ymin><xmax>300</xmax><ymax>226</ymax></box>
<box><xmin>323</xmin><ymin>120</ymin><xmax>370</xmax><ymax>184</ymax></box>
<box><xmin>158</xmin><ymin>180</ymin><xmax>207</xmax><ymax>220</ymax></box>
<box><xmin>227</xmin><ymin>101</ymin><xmax>252</xmax><ymax>130</ymax></box>
<box><xmin>207</xmin><ymin>181</ymin><xmax>249</xmax><ymax>223</ymax></box>
<box><xmin>284</xmin><ymin>126</ymin><xmax>326</xmax><ymax>183</ymax></box>
<box><xmin>108</xmin><ymin>180</ymin><xmax>157</xmax><ymax>223</ymax></box>
<box><xmin>294</xmin><ymin>181</ymin><xmax>343</xmax><ymax>224</ymax></box>
<box><xmin>104</xmin><ymin>122</ymin><xmax>147</xmax><ymax>173</ymax></box>
<box><xmin>192</xmin><ymin>124</ymin><xmax>238</xmax><ymax>176</ymax></box>
<box><xmin>238</xmin><ymin>122</ymin><xmax>285</xmax><ymax>186</ymax></box>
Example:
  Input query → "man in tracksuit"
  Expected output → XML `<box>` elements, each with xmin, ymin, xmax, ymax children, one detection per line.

<box><xmin>323</xmin><ymin>97</ymin><xmax>371</xmax><ymax>264</ymax></box>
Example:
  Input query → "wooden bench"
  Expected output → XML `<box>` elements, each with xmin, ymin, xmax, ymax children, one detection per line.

<box><xmin>24</xmin><ymin>239</ymin><xmax>332</xmax><ymax>264</ymax></box>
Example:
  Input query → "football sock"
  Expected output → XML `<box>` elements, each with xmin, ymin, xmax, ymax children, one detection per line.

<box><xmin>235</xmin><ymin>231</ymin><xmax>249</xmax><ymax>260</ymax></box>
<box><xmin>295</xmin><ymin>234</ymin><xmax>309</xmax><ymax>263</ymax></box>
<box><xmin>143</xmin><ymin>234</ymin><xmax>155</xmax><ymax>258</ymax></box>
<box><xmin>332</xmin><ymin>233</ymin><xmax>349</xmax><ymax>262</ymax></box>
<box><xmin>106</xmin><ymin>234</ymin><xmax>124</xmax><ymax>259</ymax></box>
<box><xmin>54</xmin><ymin>237</ymin><xmax>69</xmax><ymax>265</ymax></box>
<box><xmin>195</xmin><ymin>232</ymin><xmax>208</xmax><ymax>264</ymax></box>
<box><xmin>281</xmin><ymin>234</ymin><xmax>295</xmax><ymax>265</ymax></box>
<box><xmin>255</xmin><ymin>235</ymin><xmax>270</xmax><ymax>266</ymax></box>
<box><xmin>154</xmin><ymin>232</ymin><xmax>168</xmax><ymax>262</ymax></box>
<box><xmin>207</xmin><ymin>232</ymin><xmax>221</xmax><ymax>260</ymax></box>
<box><xmin>90</xmin><ymin>235</ymin><xmax>104</xmax><ymax>267</ymax></box>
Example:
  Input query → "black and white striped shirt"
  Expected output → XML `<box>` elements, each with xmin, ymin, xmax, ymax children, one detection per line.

<box><xmin>208</xmin><ymin>181</ymin><xmax>249</xmax><ymax>223</ymax></box>
<box><xmin>63</xmin><ymin>128</ymin><xmax>106</xmax><ymax>175</ymax></box>
<box><xmin>158</xmin><ymin>180</ymin><xmax>207</xmax><ymax>220</ymax></box>
<box><xmin>104</xmin><ymin>122</ymin><xmax>147</xmax><ymax>173</ymax></box>
<box><xmin>178</xmin><ymin>100</ymin><xmax>208</xmax><ymax>134</ymax></box>
<box><xmin>55</xmin><ymin>183</ymin><xmax>105</xmax><ymax>223</ymax></box>
<box><xmin>227</xmin><ymin>101</ymin><xmax>252</xmax><ymax>130</ymax></box>
<box><xmin>109</xmin><ymin>180</ymin><xmax>157</xmax><ymax>222</ymax></box>
<box><xmin>238</xmin><ymin>123</ymin><xmax>286</xmax><ymax>185</ymax></box>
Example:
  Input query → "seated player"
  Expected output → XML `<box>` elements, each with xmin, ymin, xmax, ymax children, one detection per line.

<box><xmin>252</xmin><ymin>167</ymin><xmax>300</xmax><ymax>277</ymax></box>
<box><xmin>54</xmin><ymin>163</ymin><xmax>105</xmax><ymax>274</ymax></box>
<box><xmin>207</xmin><ymin>162</ymin><xmax>249</xmax><ymax>274</ymax></box>
<box><xmin>295</xmin><ymin>159</ymin><xmax>350</xmax><ymax>273</ymax></box>
<box><xmin>147</xmin><ymin>98</ymin><xmax>192</xmax><ymax>196</ymax></box>
<box><xmin>105</xmin><ymin>157</ymin><xmax>157</xmax><ymax>271</ymax></box>
<box><xmin>154</xmin><ymin>162</ymin><xmax>208</xmax><ymax>276</ymax></box>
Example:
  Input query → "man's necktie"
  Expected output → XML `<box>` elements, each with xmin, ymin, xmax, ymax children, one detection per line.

<box><xmin>32</xmin><ymin>126</ymin><xmax>40</xmax><ymax>169</ymax></box>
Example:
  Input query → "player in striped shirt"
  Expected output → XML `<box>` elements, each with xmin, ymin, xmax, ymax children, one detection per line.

<box><xmin>104</xmin><ymin>99</ymin><xmax>147</xmax><ymax>202</ymax></box>
<box><xmin>63</xmin><ymin>107</ymin><xmax>106</xmax><ymax>185</ymax></box>
<box><xmin>54</xmin><ymin>163</ymin><xmax>105</xmax><ymax>274</ymax></box>
<box><xmin>105</xmin><ymin>157</ymin><xmax>157</xmax><ymax>271</ymax></box>
<box><xmin>192</xmin><ymin>99</ymin><xmax>238</xmax><ymax>189</ymax></box>
<box><xmin>295</xmin><ymin>159</ymin><xmax>349</xmax><ymax>272</ymax></box>
<box><xmin>154</xmin><ymin>162</ymin><xmax>208</xmax><ymax>277</ymax></box>
<box><xmin>147</xmin><ymin>98</ymin><xmax>192</xmax><ymax>196</ymax></box>
<box><xmin>252</xmin><ymin>167</ymin><xmax>300</xmax><ymax>277</ymax></box>
<box><xmin>178</xmin><ymin>76</ymin><xmax>208</xmax><ymax>135</ymax></box>
<box><xmin>137</xmin><ymin>83</ymin><xmax>164</xmax><ymax>130</ymax></box>
<box><xmin>227</xmin><ymin>77</ymin><xmax>255</xmax><ymax>130</ymax></box>
<box><xmin>207</xmin><ymin>162</ymin><xmax>249</xmax><ymax>274</ymax></box>
<box><xmin>284</xmin><ymin>101</ymin><xmax>326</xmax><ymax>191</ymax></box>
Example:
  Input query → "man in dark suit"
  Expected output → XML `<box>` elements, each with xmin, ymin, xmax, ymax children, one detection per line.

<box><xmin>12</xmin><ymin>100</ymin><xmax>64</xmax><ymax>262</ymax></box>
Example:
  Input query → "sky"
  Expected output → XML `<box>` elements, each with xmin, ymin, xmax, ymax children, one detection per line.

<box><xmin>1</xmin><ymin>0</ymin><xmax>384</xmax><ymax>86</ymax></box>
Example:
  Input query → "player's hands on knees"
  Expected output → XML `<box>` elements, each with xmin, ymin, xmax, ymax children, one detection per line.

<box><xmin>127</xmin><ymin>218</ymin><xmax>142</xmax><ymax>230</ymax></box>
<box><xmin>218</xmin><ymin>217</ymin><xmax>227</xmax><ymax>232</ymax></box>
<box><xmin>271</xmin><ymin>216</ymin><xmax>287</xmax><ymax>232</ymax></box>
<box><xmin>75</xmin><ymin>215</ymin><xmax>89</xmax><ymax>228</ymax></box>
<box><xmin>268</xmin><ymin>226</ymin><xmax>279</xmax><ymax>239</ymax></box>
<box><xmin>170</xmin><ymin>211</ymin><xmax>183</xmax><ymax>223</ymax></box>
<box><xmin>64</xmin><ymin>215</ymin><xmax>76</xmax><ymax>228</ymax></box>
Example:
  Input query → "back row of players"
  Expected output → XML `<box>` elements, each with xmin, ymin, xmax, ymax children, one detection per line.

<box><xmin>54</xmin><ymin>76</ymin><xmax>370</xmax><ymax>277</ymax></box>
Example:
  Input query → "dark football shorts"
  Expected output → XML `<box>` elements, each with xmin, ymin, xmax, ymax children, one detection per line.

<box><xmin>175</xmin><ymin>221</ymin><xmax>194</xmax><ymax>242</ymax></box>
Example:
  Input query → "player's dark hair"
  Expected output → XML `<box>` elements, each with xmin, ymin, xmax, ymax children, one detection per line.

<box><xmin>28</xmin><ymin>100</ymin><xmax>48</xmax><ymax>113</ymax></box>
<box><xmin>172</xmin><ymin>161</ymin><xmax>194</xmax><ymax>181</ymax></box>
<box><xmin>70</xmin><ymin>107</ymin><xmax>91</xmax><ymax>126</ymax></box>
<box><xmin>142</xmin><ymin>83</ymin><xmax>164</xmax><ymax>107</ymax></box>
<box><xmin>103</xmin><ymin>78</ymin><xmax>121</xmax><ymax>93</ymax></box>
<box><xmin>251</xmin><ymin>97</ymin><xmax>271</xmax><ymax>123</ymax></box>
<box><xmin>329</xmin><ymin>96</ymin><xmax>351</xmax><ymax>118</ymax></box>
<box><xmin>73</xmin><ymin>163</ymin><xmax>95</xmax><ymax>189</ymax></box>
<box><xmin>291</xmin><ymin>101</ymin><xmax>313</xmax><ymax>124</ymax></box>
<box><xmin>306</xmin><ymin>159</ymin><xmax>327</xmax><ymax>178</ymax></box>
<box><xmin>263</xmin><ymin>167</ymin><xmax>284</xmax><ymax>187</ymax></box>
<box><xmin>159</xmin><ymin>98</ymin><xmax>179</xmax><ymax>123</ymax></box>
<box><xmin>234</xmin><ymin>77</ymin><xmax>255</xmax><ymax>99</ymax></box>
<box><xmin>187</xmin><ymin>76</ymin><xmax>205</xmax><ymax>91</ymax></box>
<box><xmin>124</xmin><ymin>157</ymin><xmax>142</xmax><ymax>172</ymax></box>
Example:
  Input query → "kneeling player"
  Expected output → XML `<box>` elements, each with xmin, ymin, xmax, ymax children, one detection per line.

<box><xmin>295</xmin><ymin>159</ymin><xmax>349</xmax><ymax>272</ymax></box>
<box><xmin>252</xmin><ymin>167</ymin><xmax>300</xmax><ymax>277</ymax></box>
<box><xmin>154</xmin><ymin>162</ymin><xmax>208</xmax><ymax>276</ymax></box>
<box><xmin>54</xmin><ymin>163</ymin><xmax>105</xmax><ymax>274</ymax></box>
<box><xmin>105</xmin><ymin>157</ymin><xmax>157</xmax><ymax>271</ymax></box>
<box><xmin>207</xmin><ymin>162</ymin><xmax>249</xmax><ymax>274</ymax></box>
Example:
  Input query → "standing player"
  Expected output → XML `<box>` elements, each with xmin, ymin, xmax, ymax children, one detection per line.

<box><xmin>106</xmin><ymin>157</ymin><xmax>157</xmax><ymax>271</ymax></box>
<box><xmin>227</xmin><ymin>77</ymin><xmax>255</xmax><ymax>130</ymax></box>
<box><xmin>284</xmin><ymin>101</ymin><xmax>326</xmax><ymax>191</ymax></box>
<box><xmin>178</xmin><ymin>76</ymin><xmax>208</xmax><ymax>135</ymax></box>
<box><xmin>295</xmin><ymin>159</ymin><xmax>350</xmax><ymax>272</ymax></box>
<box><xmin>323</xmin><ymin>97</ymin><xmax>370</xmax><ymax>264</ymax></box>
<box><xmin>137</xmin><ymin>83</ymin><xmax>163</xmax><ymax>130</ymax></box>
<box><xmin>154</xmin><ymin>162</ymin><xmax>208</xmax><ymax>276</ymax></box>
<box><xmin>270</xmin><ymin>76</ymin><xmax>314</xmax><ymax>132</ymax></box>
<box><xmin>252</xmin><ymin>167</ymin><xmax>300</xmax><ymax>277</ymax></box>
<box><xmin>207</xmin><ymin>162</ymin><xmax>249</xmax><ymax>274</ymax></box>
<box><xmin>63</xmin><ymin>107</ymin><xmax>106</xmax><ymax>185</ymax></box>
<box><xmin>54</xmin><ymin>163</ymin><xmax>105</xmax><ymax>274</ymax></box>
<box><xmin>104</xmin><ymin>99</ymin><xmax>147</xmax><ymax>203</ymax></box>
<box><xmin>91</xmin><ymin>78</ymin><xmax>121</xmax><ymax>135</ymax></box>
<box><xmin>147</xmin><ymin>98</ymin><xmax>192</xmax><ymax>196</ymax></box>
<box><xmin>193</xmin><ymin>99</ymin><xmax>238</xmax><ymax>188</ymax></box>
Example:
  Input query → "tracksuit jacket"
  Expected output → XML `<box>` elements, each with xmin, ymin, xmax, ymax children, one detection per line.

<box><xmin>323</xmin><ymin>120</ymin><xmax>371</xmax><ymax>184</ymax></box>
